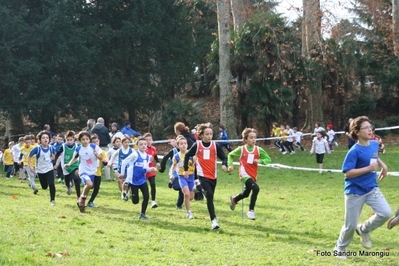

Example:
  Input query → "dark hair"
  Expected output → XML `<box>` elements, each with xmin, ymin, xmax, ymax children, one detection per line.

<box><xmin>137</xmin><ymin>137</ymin><xmax>146</xmax><ymax>143</ymax></box>
<box><xmin>90</xmin><ymin>133</ymin><xmax>99</xmax><ymax>140</ymax></box>
<box><xmin>219</xmin><ymin>124</ymin><xmax>226</xmax><ymax>130</ymax></box>
<box><xmin>78</xmin><ymin>131</ymin><xmax>91</xmax><ymax>141</ymax></box>
<box><xmin>65</xmin><ymin>130</ymin><xmax>76</xmax><ymax>139</ymax></box>
<box><xmin>197</xmin><ymin>122</ymin><xmax>213</xmax><ymax>139</ymax></box>
<box><xmin>349</xmin><ymin>116</ymin><xmax>371</xmax><ymax>141</ymax></box>
<box><xmin>37</xmin><ymin>130</ymin><xmax>51</xmax><ymax>142</ymax></box>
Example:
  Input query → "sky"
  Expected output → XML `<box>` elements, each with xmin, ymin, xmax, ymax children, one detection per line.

<box><xmin>274</xmin><ymin>0</ymin><xmax>355</xmax><ymax>36</ymax></box>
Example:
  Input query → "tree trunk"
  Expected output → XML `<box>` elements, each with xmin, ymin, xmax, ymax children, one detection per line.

<box><xmin>230</xmin><ymin>0</ymin><xmax>250</xmax><ymax>32</ymax></box>
<box><xmin>4</xmin><ymin>110</ymin><xmax>24</xmax><ymax>147</ymax></box>
<box><xmin>302</xmin><ymin>0</ymin><xmax>323</xmax><ymax>130</ymax></box>
<box><xmin>393</xmin><ymin>0</ymin><xmax>399</xmax><ymax>57</ymax></box>
<box><xmin>217</xmin><ymin>0</ymin><xmax>237</xmax><ymax>138</ymax></box>
<box><xmin>231</xmin><ymin>0</ymin><xmax>253</xmax><ymax>134</ymax></box>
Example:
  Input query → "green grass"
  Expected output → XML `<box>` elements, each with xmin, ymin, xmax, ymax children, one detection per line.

<box><xmin>1</xmin><ymin>144</ymin><xmax>399</xmax><ymax>265</ymax></box>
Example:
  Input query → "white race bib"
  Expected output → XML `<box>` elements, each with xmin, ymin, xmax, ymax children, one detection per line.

<box><xmin>203</xmin><ymin>150</ymin><xmax>210</xmax><ymax>160</ymax></box>
<box><xmin>247</xmin><ymin>154</ymin><xmax>254</xmax><ymax>164</ymax></box>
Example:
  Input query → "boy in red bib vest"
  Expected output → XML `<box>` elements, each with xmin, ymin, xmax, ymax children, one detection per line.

<box><xmin>228</xmin><ymin>128</ymin><xmax>271</xmax><ymax>220</ymax></box>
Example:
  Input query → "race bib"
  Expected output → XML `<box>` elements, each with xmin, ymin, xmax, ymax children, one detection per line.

<box><xmin>203</xmin><ymin>150</ymin><xmax>210</xmax><ymax>160</ymax></box>
<box><xmin>247</xmin><ymin>154</ymin><xmax>254</xmax><ymax>164</ymax></box>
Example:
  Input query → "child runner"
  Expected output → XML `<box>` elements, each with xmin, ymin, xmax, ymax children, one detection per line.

<box><xmin>143</xmin><ymin>133</ymin><xmax>160</xmax><ymax>208</ymax></box>
<box><xmin>279</xmin><ymin>124</ymin><xmax>288</xmax><ymax>155</ymax></box>
<box><xmin>28</xmin><ymin>131</ymin><xmax>57</xmax><ymax>206</ymax></box>
<box><xmin>121</xmin><ymin>137</ymin><xmax>157</xmax><ymax>220</ymax></box>
<box><xmin>218</xmin><ymin>124</ymin><xmax>232</xmax><ymax>152</ymax></box>
<box><xmin>334</xmin><ymin>116</ymin><xmax>390</xmax><ymax>259</ymax></box>
<box><xmin>371</xmin><ymin>126</ymin><xmax>386</xmax><ymax>155</ymax></box>
<box><xmin>108</xmin><ymin>135</ymin><xmax>133</xmax><ymax>201</ymax></box>
<box><xmin>310</xmin><ymin>131</ymin><xmax>331</xmax><ymax>173</ymax></box>
<box><xmin>184</xmin><ymin>122</ymin><xmax>228</xmax><ymax>230</ymax></box>
<box><xmin>19</xmin><ymin>136</ymin><xmax>37</xmax><ymax>194</ymax></box>
<box><xmin>284</xmin><ymin>124</ymin><xmax>295</xmax><ymax>154</ymax></box>
<box><xmin>327</xmin><ymin>124</ymin><xmax>336</xmax><ymax>151</ymax></box>
<box><xmin>106</xmin><ymin>136</ymin><xmax>122</xmax><ymax>182</ymax></box>
<box><xmin>54</xmin><ymin>130</ymin><xmax>81</xmax><ymax>199</ymax></box>
<box><xmin>292</xmin><ymin>127</ymin><xmax>305</xmax><ymax>151</ymax></box>
<box><xmin>171</xmin><ymin>136</ymin><xmax>196</xmax><ymax>219</ymax></box>
<box><xmin>159</xmin><ymin>138</ymin><xmax>183</xmax><ymax>209</ymax></box>
<box><xmin>271</xmin><ymin>122</ymin><xmax>285</xmax><ymax>153</ymax></box>
<box><xmin>87</xmin><ymin>134</ymin><xmax>108</xmax><ymax>207</ymax></box>
<box><xmin>228</xmin><ymin>128</ymin><xmax>271</xmax><ymax>220</ymax></box>
<box><xmin>11</xmin><ymin>137</ymin><xmax>24</xmax><ymax>181</ymax></box>
<box><xmin>53</xmin><ymin>133</ymin><xmax>65</xmax><ymax>184</ymax></box>
<box><xmin>3</xmin><ymin>142</ymin><xmax>15</xmax><ymax>179</ymax></box>
<box><xmin>64</xmin><ymin>131</ymin><xmax>103</xmax><ymax>213</ymax></box>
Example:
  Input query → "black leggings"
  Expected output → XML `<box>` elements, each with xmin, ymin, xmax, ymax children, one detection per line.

<box><xmin>130</xmin><ymin>182</ymin><xmax>149</xmax><ymax>215</ymax></box>
<box><xmin>284</xmin><ymin>141</ymin><xmax>294</xmax><ymax>153</ymax></box>
<box><xmin>234</xmin><ymin>178</ymin><xmax>260</xmax><ymax>210</ymax></box>
<box><xmin>147</xmin><ymin>176</ymin><xmax>156</xmax><ymax>201</ymax></box>
<box><xmin>89</xmin><ymin>175</ymin><xmax>101</xmax><ymax>203</ymax></box>
<box><xmin>316</xmin><ymin>153</ymin><xmax>324</xmax><ymax>164</ymax></box>
<box><xmin>37</xmin><ymin>170</ymin><xmax>56</xmax><ymax>201</ymax></box>
<box><xmin>64</xmin><ymin>169</ymin><xmax>81</xmax><ymax>198</ymax></box>
<box><xmin>199</xmin><ymin>176</ymin><xmax>217</xmax><ymax>220</ymax></box>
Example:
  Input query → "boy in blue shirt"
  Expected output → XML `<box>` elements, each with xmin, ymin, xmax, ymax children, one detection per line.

<box><xmin>334</xmin><ymin>116</ymin><xmax>390</xmax><ymax>259</ymax></box>
<box><xmin>219</xmin><ymin>125</ymin><xmax>232</xmax><ymax>152</ymax></box>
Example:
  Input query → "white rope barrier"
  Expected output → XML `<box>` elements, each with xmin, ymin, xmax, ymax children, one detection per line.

<box><xmin>151</xmin><ymin>125</ymin><xmax>399</xmax><ymax>144</ymax></box>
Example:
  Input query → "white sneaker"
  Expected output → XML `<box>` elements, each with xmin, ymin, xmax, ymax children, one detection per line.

<box><xmin>229</xmin><ymin>195</ymin><xmax>237</xmax><ymax>211</ymax></box>
<box><xmin>66</xmin><ymin>187</ymin><xmax>72</xmax><ymax>195</ymax></box>
<box><xmin>151</xmin><ymin>201</ymin><xmax>158</xmax><ymax>208</ymax></box>
<box><xmin>50</xmin><ymin>200</ymin><xmax>56</xmax><ymax>206</ymax></box>
<box><xmin>211</xmin><ymin>218</ymin><xmax>219</xmax><ymax>230</ymax></box>
<box><xmin>282</xmin><ymin>151</ymin><xmax>287</xmax><ymax>155</ymax></box>
<box><xmin>247</xmin><ymin>210</ymin><xmax>256</xmax><ymax>220</ymax></box>
<box><xmin>290</xmin><ymin>151</ymin><xmax>295</xmax><ymax>154</ymax></box>
<box><xmin>356</xmin><ymin>224</ymin><xmax>372</xmax><ymax>249</ymax></box>
<box><xmin>186</xmin><ymin>211</ymin><xmax>194</xmax><ymax>219</ymax></box>
<box><xmin>333</xmin><ymin>245</ymin><xmax>347</xmax><ymax>260</ymax></box>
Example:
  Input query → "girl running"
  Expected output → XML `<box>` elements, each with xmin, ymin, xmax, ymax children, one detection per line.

<box><xmin>183</xmin><ymin>122</ymin><xmax>227</xmax><ymax>230</ymax></box>
<box><xmin>228</xmin><ymin>128</ymin><xmax>271</xmax><ymax>220</ymax></box>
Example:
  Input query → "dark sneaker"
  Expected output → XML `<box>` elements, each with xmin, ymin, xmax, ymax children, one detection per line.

<box><xmin>387</xmin><ymin>216</ymin><xmax>399</xmax><ymax>229</ymax></box>
<box><xmin>139</xmin><ymin>213</ymin><xmax>150</xmax><ymax>220</ymax></box>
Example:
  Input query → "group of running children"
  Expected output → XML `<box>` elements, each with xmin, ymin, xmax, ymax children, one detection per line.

<box><xmin>3</xmin><ymin>117</ymin><xmax>397</xmax><ymax>244</ymax></box>
<box><xmin>1</xmin><ymin>122</ymin><xmax>271</xmax><ymax>230</ymax></box>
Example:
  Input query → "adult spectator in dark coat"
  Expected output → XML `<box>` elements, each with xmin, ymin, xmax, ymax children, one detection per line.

<box><xmin>90</xmin><ymin>117</ymin><xmax>111</xmax><ymax>149</ymax></box>
<box><xmin>43</xmin><ymin>124</ymin><xmax>56</xmax><ymax>139</ymax></box>
<box><xmin>85</xmin><ymin>119</ymin><xmax>95</xmax><ymax>133</ymax></box>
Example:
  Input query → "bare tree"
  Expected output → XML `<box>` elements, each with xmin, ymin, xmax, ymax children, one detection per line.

<box><xmin>302</xmin><ymin>0</ymin><xmax>323</xmax><ymax>130</ymax></box>
<box><xmin>217</xmin><ymin>0</ymin><xmax>237</xmax><ymax>138</ymax></box>
<box><xmin>230</xmin><ymin>0</ymin><xmax>251</xmax><ymax>32</ymax></box>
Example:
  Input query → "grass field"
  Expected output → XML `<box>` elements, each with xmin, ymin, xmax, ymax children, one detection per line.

<box><xmin>1</xmin><ymin>144</ymin><xmax>399</xmax><ymax>265</ymax></box>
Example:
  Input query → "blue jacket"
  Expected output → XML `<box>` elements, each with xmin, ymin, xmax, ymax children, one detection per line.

<box><xmin>121</xmin><ymin>126</ymin><xmax>141</xmax><ymax>138</ymax></box>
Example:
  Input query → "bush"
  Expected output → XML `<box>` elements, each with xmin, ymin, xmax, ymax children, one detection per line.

<box><xmin>385</xmin><ymin>115</ymin><xmax>399</xmax><ymax>135</ymax></box>
<box><xmin>349</xmin><ymin>95</ymin><xmax>376</xmax><ymax>118</ymax></box>
<box><xmin>373</xmin><ymin>120</ymin><xmax>389</xmax><ymax>137</ymax></box>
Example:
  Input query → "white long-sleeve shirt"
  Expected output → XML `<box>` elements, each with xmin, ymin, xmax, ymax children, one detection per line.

<box><xmin>310</xmin><ymin>137</ymin><xmax>330</xmax><ymax>154</ymax></box>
